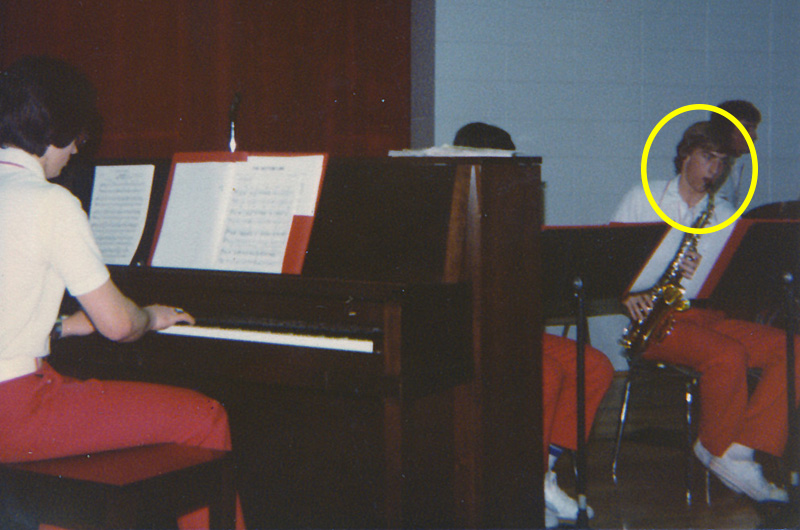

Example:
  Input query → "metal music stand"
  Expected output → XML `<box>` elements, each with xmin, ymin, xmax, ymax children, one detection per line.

<box><xmin>542</xmin><ymin>223</ymin><xmax>667</xmax><ymax>528</ymax></box>
<box><xmin>572</xmin><ymin>277</ymin><xmax>589</xmax><ymax>527</ymax></box>
<box><xmin>783</xmin><ymin>273</ymin><xmax>799</xmax><ymax>511</ymax></box>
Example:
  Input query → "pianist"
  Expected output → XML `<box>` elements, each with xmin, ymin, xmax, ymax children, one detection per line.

<box><xmin>0</xmin><ymin>56</ymin><xmax>243</xmax><ymax>529</ymax></box>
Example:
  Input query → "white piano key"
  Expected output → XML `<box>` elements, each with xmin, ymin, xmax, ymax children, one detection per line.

<box><xmin>157</xmin><ymin>325</ymin><xmax>375</xmax><ymax>353</ymax></box>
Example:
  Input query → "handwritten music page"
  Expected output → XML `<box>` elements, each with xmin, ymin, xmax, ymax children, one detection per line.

<box><xmin>88</xmin><ymin>165</ymin><xmax>154</xmax><ymax>265</ymax></box>
<box><xmin>150</xmin><ymin>154</ymin><xmax>325</xmax><ymax>273</ymax></box>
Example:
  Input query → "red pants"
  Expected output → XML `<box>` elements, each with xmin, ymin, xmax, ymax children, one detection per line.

<box><xmin>542</xmin><ymin>333</ymin><xmax>614</xmax><ymax>465</ymax></box>
<box><xmin>645</xmin><ymin>308</ymin><xmax>800</xmax><ymax>458</ymax></box>
<box><xmin>0</xmin><ymin>362</ymin><xmax>245</xmax><ymax>530</ymax></box>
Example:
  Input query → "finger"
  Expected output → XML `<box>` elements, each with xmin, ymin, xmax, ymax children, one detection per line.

<box><xmin>173</xmin><ymin>308</ymin><xmax>195</xmax><ymax>325</ymax></box>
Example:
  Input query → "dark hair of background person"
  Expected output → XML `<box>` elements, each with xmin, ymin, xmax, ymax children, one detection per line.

<box><xmin>453</xmin><ymin>121</ymin><xmax>516</xmax><ymax>150</ymax></box>
<box><xmin>709</xmin><ymin>100</ymin><xmax>761</xmax><ymax>148</ymax></box>
<box><xmin>0</xmin><ymin>56</ymin><xmax>100</xmax><ymax>157</ymax></box>
<box><xmin>673</xmin><ymin>121</ymin><xmax>728</xmax><ymax>174</ymax></box>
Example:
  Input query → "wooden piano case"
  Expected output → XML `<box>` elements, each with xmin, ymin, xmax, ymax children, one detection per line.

<box><xmin>51</xmin><ymin>155</ymin><xmax>543</xmax><ymax>528</ymax></box>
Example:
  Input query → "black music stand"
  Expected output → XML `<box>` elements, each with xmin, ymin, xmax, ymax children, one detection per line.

<box><xmin>763</xmin><ymin>272</ymin><xmax>800</xmax><ymax>529</ymax></box>
<box><xmin>702</xmin><ymin>220</ymin><xmax>800</xmax><ymax>527</ymax></box>
<box><xmin>705</xmin><ymin>220</ymin><xmax>800</xmax><ymax>323</ymax></box>
<box><xmin>542</xmin><ymin>223</ymin><xmax>667</xmax><ymax>528</ymax></box>
<box><xmin>542</xmin><ymin>224</ymin><xmax>669</xmax><ymax>324</ymax></box>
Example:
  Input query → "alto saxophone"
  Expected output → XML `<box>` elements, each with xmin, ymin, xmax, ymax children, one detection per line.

<box><xmin>619</xmin><ymin>192</ymin><xmax>716</xmax><ymax>357</ymax></box>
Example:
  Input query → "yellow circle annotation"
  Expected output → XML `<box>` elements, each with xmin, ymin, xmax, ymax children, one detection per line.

<box><xmin>641</xmin><ymin>104</ymin><xmax>757</xmax><ymax>234</ymax></box>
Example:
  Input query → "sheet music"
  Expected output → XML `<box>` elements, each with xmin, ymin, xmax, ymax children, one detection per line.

<box><xmin>150</xmin><ymin>162</ymin><xmax>237</xmax><ymax>269</ymax></box>
<box><xmin>248</xmin><ymin>155</ymin><xmax>324</xmax><ymax>215</ymax></box>
<box><xmin>88</xmin><ymin>165</ymin><xmax>154</xmax><ymax>265</ymax></box>
<box><xmin>150</xmin><ymin>154</ymin><xmax>325</xmax><ymax>273</ymax></box>
<box><xmin>215</xmin><ymin>160</ymin><xmax>296</xmax><ymax>272</ymax></box>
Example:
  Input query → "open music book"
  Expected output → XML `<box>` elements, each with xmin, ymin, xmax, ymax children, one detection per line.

<box><xmin>149</xmin><ymin>152</ymin><xmax>326</xmax><ymax>274</ymax></box>
<box><xmin>87</xmin><ymin>152</ymin><xmax>326</xmax><ymax>274</ymax></box>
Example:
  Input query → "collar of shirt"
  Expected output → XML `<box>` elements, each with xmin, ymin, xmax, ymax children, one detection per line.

<box><xmin>0</xmin><ymin>146</ymin><xmax>46</xmax><ymax>180</ymax></box>
<box><xmin>657</xmin><ymin>176</ymin><xmax>710</xmax><ymax>226</ymax></box>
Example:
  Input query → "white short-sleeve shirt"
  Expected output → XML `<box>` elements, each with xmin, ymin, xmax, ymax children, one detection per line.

<box><xmin>0</xmin><ymin>147</ymin><xmax>110</xmax><ymax>360</ymax></box>
<box><xmin>612</xmin><ymin>177</ymin><xmax>735</xmax><ymax>226</ymax></box>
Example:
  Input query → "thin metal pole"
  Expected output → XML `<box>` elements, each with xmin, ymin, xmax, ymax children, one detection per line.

<box><xmin>573</xmin><ymin>277</ymin><xmax>589</xmax><ymax>529</ymax></box>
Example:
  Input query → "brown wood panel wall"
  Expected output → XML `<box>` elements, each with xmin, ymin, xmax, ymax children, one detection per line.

<box><xmin>0</xmin><ymin>0</ymin><xmax>410</xmax><ymax>158</ymax></box>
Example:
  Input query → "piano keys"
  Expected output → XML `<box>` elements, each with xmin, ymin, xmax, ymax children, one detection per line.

<box><xmin>51</xmin><ymin>155</ymin><xmax>543</xmax><ymax>529</ymax></box>
<box><xmin>157</xmin><ymin>326</ymin><xmax>375</xmax><ymax>353</ymax></box>
<box><xmin>61</xmin><ymin>266</ymin><xmax>471</xmax><ymax>397</ymax></box>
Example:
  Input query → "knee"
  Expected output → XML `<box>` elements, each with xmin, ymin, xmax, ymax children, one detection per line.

<box><xmin>205</xmin><ymin>398</ymin><xmax>230</xmax><ymax>428</ymax></box>
<box><xmin>598</xmin><ymin>354</ymin><xmax>615</xmax><ymax>384</ymax></box>
<box><xmin>542</xmin><ymin>357</ymin><xmax>565</xmax><ymax>404</ymax></box>
<box><xmin>587</xmin><ymin>349</ymin><xmax>614</xmax><ymax>391</ymax></box>
<box><xmin>204</xmin><ymin>398</ymin><xmax>231</xmax><ymax>434</ymax></box>
<box><xmin>182</xmin><ymin>394</ymin><xmax>233</xmax><ymax>450</ymax></box>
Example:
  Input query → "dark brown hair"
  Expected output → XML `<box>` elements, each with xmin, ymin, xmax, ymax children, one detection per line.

<box><xmin>673</xmin><ymin>121</ymin><xmax>727</xmax><ymax>174</ymax></box>
<box><xmin>0</xmin><ymin>56</ymin><xmax>99</xmax><ymax>156</ymax></box>
<box><xmin>453</xmin><ymin>122</ymin><xmax>516</xmax><ymax>150</ymax></box>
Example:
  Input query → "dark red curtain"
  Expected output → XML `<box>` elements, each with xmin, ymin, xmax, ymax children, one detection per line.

<box><xmin>0</xmin><ymin>0</ymin><xmax>410</xmax><ymax>158</ymax></box>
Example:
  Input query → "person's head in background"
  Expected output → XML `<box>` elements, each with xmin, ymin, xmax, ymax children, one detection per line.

<box><xmin>709</xmin><ymin>100</ymin><xmax>761</xmax><ymax>157</ymax></box>
<box><xmin>453</xmin><ymin>122</ymin><xmax>516</xmax><ymax>150</ymax></box>
<box><xmin>0</xmin><ymin>56</ymin><xmax>99</xmax><ymax>177</ymax></box>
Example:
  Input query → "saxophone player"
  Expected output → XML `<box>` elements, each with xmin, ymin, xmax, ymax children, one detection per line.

<box><xmin>611</xmin><ymin>121</ymin><xmax>799</xmax><ymax>503</ymax></box>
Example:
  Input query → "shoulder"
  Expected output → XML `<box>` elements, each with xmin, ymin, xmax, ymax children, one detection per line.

<box><xmin>623</xmin><ymin>179</ymin><xmax>670</xmax><ymax>200</ymax></box>
<box><xmin>20</xmin><ymin>183</ymin><xmax>92</xmax><ymax>240</ymax></box>
<box><xmin>612</xmin><ymin>180</ymin><xmax>669</xmax><ymax>223</ymax></box>
<box><xmin>712</xmin><ymin>195</ymin><xmax>737</xmax><ymax>219</ymax></box>
<box><xmin>41</xmin><ymin>183</ymin><xmax>87</xmax><ymax>216</ymax></box>
<box><xmin>0</xmin><ymin>174</ymin><xmax>76</xmax><ymax>220</ymax></box>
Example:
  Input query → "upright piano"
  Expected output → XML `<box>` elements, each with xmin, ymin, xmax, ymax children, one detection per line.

<box><xmin>51</xmin><ymin>155</ymin><xmax>543</xmax><ymax>529</ymax></box>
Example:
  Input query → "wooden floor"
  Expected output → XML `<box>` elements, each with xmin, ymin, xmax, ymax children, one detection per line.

<box><xmin>556</xmin><ymin>374</ymin><xmax>796</xmax><ymax>529</ymax></box>
<box><xmin>558</xmin><ymin>437</ymin><xmax>766</xmax><ymax>529</ymax></box>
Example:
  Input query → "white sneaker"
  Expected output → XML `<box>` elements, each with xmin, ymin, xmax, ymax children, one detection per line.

<box><xmin>544</xmin><ymin>507</ymin><xmax>559</xmax><ymax>528</ymax></box>
<box><xmin>708</xmin><ymin>452</ymin><xmax>788</xmax><ymax>502</ymax></box>
<box><xmin>693</xmin><ymin>439</ymin><xmax>713</xmax><ymax>467</ymax></box>
<box><xmin>544</xmin><ymin>471</ymin><xmax>594</xmax><ymax>522</ymax></box>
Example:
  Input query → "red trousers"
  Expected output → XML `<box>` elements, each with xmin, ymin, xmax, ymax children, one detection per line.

<box><xmin>0</xmin><ymin>362</ymin><xmax>245</xmax><ymax>530</ymax></box>
<box><xmin>645</xmin><ymin>308</ymin><xmax>800</xmax><ymax>458</ymax></box>
<box><xmin>542</xmin><ymin>333</ymin><xmax>614</xmax><ymax>465</ymax></box>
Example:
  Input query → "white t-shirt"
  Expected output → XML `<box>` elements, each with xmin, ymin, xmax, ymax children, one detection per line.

<box><xmin>0</xmin><ymin>147</ymin><xmax>109</xmax><ymax>360</ymax></box>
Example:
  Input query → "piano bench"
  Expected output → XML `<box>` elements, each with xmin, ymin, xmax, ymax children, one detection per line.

<box><xmin>0</xmin><ymin>443</ymin><xmax>235</xmax><ymax>530</ymax></box>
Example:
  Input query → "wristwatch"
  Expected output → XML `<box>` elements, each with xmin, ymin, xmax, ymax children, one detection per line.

<box><xmin>50</xmin><ymin>315</ymin><xmax>65</xmax><ymax>342</ymax></box>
